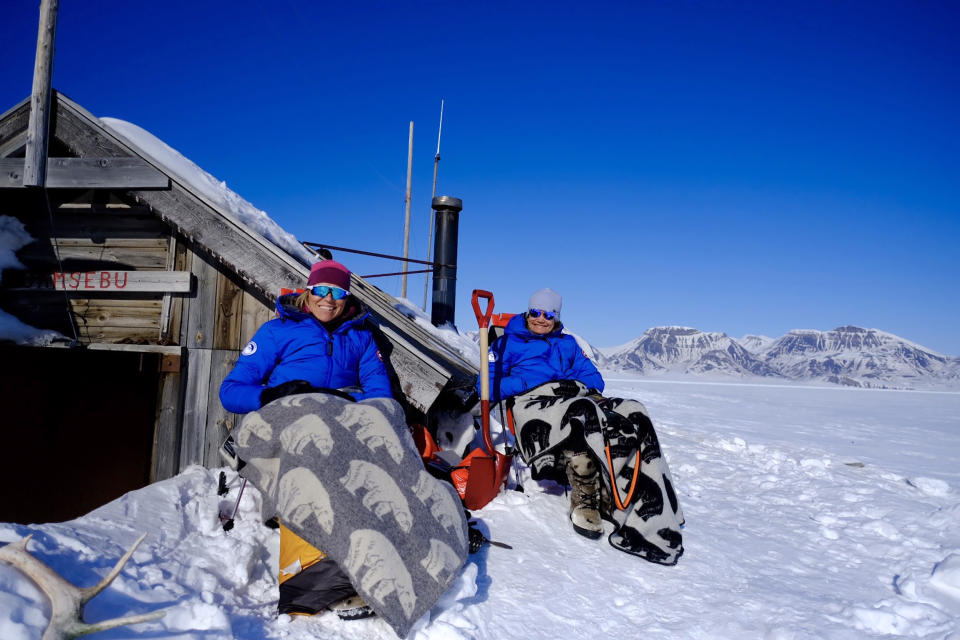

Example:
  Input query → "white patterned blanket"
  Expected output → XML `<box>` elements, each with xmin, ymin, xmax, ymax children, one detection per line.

<box><xmin>234</xmin><ymin>393</ymin><xmax>469</xmax><ymax>637</ymax></box>
<box><xmin>512</xmin><ymin>381</ymin><xmax>685</xmax><ymax>565</ymax></box>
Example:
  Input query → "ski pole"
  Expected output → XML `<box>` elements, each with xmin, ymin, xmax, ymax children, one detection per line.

<box><xmin>221</xmin><ymin>477</ymin><xmax>247</xmax><ymax>532</ymax></box>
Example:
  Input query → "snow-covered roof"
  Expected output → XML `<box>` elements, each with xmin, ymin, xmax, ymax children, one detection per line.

<box><xmin>99</xmin><ymin>118</ymin><xmax>315</xmax><ymax>267</ymax></box>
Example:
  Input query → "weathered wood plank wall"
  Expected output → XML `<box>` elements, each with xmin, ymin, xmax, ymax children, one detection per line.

<box><xmin>175</xmin><ymin>244</ymin><xmax>274</xmax><ymax>469</ymax></box>
<box><xmin>151</xmin><ymin>369</ymin><xmax>183</xmax><ymax>482</ymax></box>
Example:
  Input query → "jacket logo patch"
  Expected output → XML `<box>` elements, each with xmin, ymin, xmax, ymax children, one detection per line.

<box><xmin>488</xmin><ymin>352</ymin><xmax>497</xmax><ymax>362</ymax></box>
<box><xmin>241</xmin><ymin>341</ymin><xmax>258</xmax><ymax>356</ymax></box>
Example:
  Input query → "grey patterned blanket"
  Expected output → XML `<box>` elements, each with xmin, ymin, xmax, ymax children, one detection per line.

<box><xmin>234</xmin><ymin>393</ymin><xmax>469</xmax><ymax>637</ymax></box>
<box><xmin>512</xmin><ymin>380</ymin><xmax>685</xmax><ymax>565</ymax></box>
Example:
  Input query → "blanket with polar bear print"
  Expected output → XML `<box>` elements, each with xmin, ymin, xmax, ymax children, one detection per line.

<box><xmin>234</xmin><ymin>393</ymin><xmax>469</xmax><ymax>637</ymax></box>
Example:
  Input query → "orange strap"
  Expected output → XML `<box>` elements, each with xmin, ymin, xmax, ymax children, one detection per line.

<box><xmin>604</xmin><ymin>445</ymin><xmax>642</xmax><ymax>511</ymax></box>
<box><xmin>505</xmin><ymin>405</ymin><xmax>517</xmax><ymax>436</ymax></box>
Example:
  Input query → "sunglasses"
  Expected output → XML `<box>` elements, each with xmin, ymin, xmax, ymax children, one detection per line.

<box><xmin>528</xmin><ymin>308</ymin><xmax>557</xmax><ymax>320</ymax></box>
<box><xmin>310</xmin><ymin>285</ymin><xmax>349</xmax><ymax>300</ymax></box>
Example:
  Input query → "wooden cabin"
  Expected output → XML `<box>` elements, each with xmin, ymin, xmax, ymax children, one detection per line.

<box><xmin>0</xmin><ymin>91</ymin><xmax>476</xmax><ymax>524</ymax></box>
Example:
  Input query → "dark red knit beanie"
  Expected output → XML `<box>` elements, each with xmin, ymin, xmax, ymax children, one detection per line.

<box><xmin>307</xmin><ymin>259</ymin><xmax>351</xmax><ymax>290</ymax></box>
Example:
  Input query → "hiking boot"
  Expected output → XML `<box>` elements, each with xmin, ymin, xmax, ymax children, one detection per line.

<box><xmin>328</xmin><ymin>594</ymin><xmax>376</xmax><ymax>620</ymax></box>
<box><xmin>564</xmin><ymin>451</ymin><xmax>603</xmax><ymax>539</ymax></box>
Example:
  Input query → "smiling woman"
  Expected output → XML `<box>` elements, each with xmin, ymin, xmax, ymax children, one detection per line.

<box><xmin>479</xmin><ymin>287</ymin><xmax>685</xmax><ymax>565</ymax></box>
<box><xmin>217</xmin><ymin>258</ymin><xmax>404</xmax><ymax>621</ymax></box>
<box><xmin>218</xmin><ymin>259</ymin><xmax>392</xmax><ymax>414</ymax></box>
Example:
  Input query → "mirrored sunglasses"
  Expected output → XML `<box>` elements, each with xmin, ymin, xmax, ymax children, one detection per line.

<box><xmin>310</xmin><ymin>285</ymin><xmax>349</xmax><ymax>300</ymax></box>
<box><xmin>528</xmin><ymin>308</ymin><xmax>556</xmax><ymax>320</ymax></box>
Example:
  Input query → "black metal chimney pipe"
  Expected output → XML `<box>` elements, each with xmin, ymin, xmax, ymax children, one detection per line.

<box><xmin>430</xmin><ymin>195</ymin><xmax>462</xmax><ymax>327</ymax></box>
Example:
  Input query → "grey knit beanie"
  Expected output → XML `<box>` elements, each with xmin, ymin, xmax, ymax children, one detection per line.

<box><xmin>527</xmin><ymin>288</ymin><xmax>562</xmax><ymax>319</ymax></box>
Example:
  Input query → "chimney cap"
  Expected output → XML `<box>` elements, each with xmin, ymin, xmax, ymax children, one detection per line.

<box><xmin>432</xmin><ymin>195</ymin><xmax>462</xmax><ymax>212</ymax></box>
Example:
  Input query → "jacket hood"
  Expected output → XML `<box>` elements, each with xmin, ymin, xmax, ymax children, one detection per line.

<box><xmin>275</xmin><ymin>292</ymin><xmax>368</xmax><ymax>330</ymax></box>
<box><xmin>504</xmin><ymin>312</ymin><xmax>564</xmax><ymax>339</ymax></box>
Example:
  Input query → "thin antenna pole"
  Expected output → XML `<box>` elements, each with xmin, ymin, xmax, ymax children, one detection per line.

<box><xmin>401</xmin><ymin>121</ymin><xmax>414</xmax><ymax>298</ymax></box>
<box><xmin>422</xmin><ymin>99</ymin><xmax>444</xmax><ymax>310</ymax></box>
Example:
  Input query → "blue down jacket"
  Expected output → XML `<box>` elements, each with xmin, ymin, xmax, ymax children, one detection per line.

<box><xmin>219</xmin><ymin>293</ymin><xmax>392</xmax><ymax>414</ymax></box>
<box><xmin>479</xmin><ymin>313</ymin><xmax>605</xmax><ymax>403</ymax></box>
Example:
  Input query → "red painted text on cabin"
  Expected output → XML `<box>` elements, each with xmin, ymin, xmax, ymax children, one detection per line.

<box><xmin>52</xmin><ymin>271</ymin><xmax>129</xmax><ymax>290</ymax></box>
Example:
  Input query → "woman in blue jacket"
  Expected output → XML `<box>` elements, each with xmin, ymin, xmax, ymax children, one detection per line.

<box><xmin>219</xmin><ymin>259</ymin><xmax>397</xmax><ymax>620</ymax></box>
<box><xmin>220</xmin><ymin>259</ymin><xmax>392</xmax><ymax>414</ymax></box>
<box><xmin>485</xmin><ymin>288</ymin><xmax>684</xmax><ymax>566</ymax></box>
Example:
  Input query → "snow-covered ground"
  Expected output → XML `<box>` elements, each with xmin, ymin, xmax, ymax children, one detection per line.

<box><xmin>2</xmin><ymin>378</ymin><xmax>958</xmax><ymax>639</ymax></box>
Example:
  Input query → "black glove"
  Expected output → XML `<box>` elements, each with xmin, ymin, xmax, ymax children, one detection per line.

<box><xmin>448</xmin><ymin>374</ymin><xmax>480</xmax><ymax>408</ymax></box>
<box><xmin>448</xmin><ymin>373</ymin><xmax>478</xmax><ymax>391</ymax></box>
<box><xmin>468</xmin><ymin>524</ymin><xmax>486</xmax><ymax>554</ymax></box>
<box><xmin>552</xmin><ymin>379</ymin><xmax>582</xmax><ymax>398</ymax></box>
<box><xmin>259</xmin><ymin>379</ymin><xmax>319</xmax><ymax>406</ymax></box>
<box><xmin>317</xmin><ymin>387</ymin><xmax>358</xmax><ymax>402</ymax></box>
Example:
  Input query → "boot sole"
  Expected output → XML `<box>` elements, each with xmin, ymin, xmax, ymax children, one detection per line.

<box><xmin>572</xmin><ymin>522</ymin><xmax>603</xmax><ymax>539</ymax></box>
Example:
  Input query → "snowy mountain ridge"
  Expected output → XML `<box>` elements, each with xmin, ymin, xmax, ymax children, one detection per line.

<box><xmin>599</xmin><ymin>326</ymin><xmax>781</xmax><ymax>379</ymax></box>
<box><xmin>758</xmin><ymin>325</ymin><xmax>957</xmax><ymax>389</ymax></box>
<box><xmin>597</xmin><ymin>325</ymin><xmax>958</xmax><ymax>390</ymax></box>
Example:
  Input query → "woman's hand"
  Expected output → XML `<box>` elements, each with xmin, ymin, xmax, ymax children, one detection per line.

<box><xmin>551</xmin><ymin>379</ymin><xmax>583</xmax><ymax>398</ymax></box>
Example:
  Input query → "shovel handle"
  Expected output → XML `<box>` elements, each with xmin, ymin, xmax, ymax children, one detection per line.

<box><xmin>472</xmin><ymin>289</ymin><xmax>496</xmax><ymax>456</ymax></box>
<box><xmin>472</xmin><ymin>290</ymin><xmax>495</xmax><ymax>329</ymax></box>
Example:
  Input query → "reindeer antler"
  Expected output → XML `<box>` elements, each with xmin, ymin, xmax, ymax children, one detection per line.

<box><xmin>0</xmin><ymin>533</ymin><xmax>167</xmax><ymax>640</ymax></box>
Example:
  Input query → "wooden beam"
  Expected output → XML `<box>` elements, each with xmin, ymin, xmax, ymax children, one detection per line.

<box><xmin>37</xmin><ymin>342</ymin><xmax>183</xmax><ymax>355</ymax></box>
<box><xmin>239</xmin><ymin>287</ymin><xmax>273</xmax><ymax>346</ymax></box>
<box><xmin>75</xmin><ymin>326</ymin><xmax>160</xmax><ymax>342</ymax></box>
<box><xmin>214</xmin><ymin>268</ymin><xmax>244</xmax><ymax>350</ymax></box>
<box><xmin>183</xmin><ymin>250</ymin><xmax>218</xmax><ymax>349</ymax></box>
<box><xmin>27</xmin><ymin>211</ymin><xmax>166</xmax><ymax>239</ymax></box>
<box><xmin>0</xmin><ymin>130</ymin><xmax>26</xmax><ymax>159</ymax></box>
<box><xmin>0</xmin><ymin>157</ymin><xmax>169</xmax><ymax>189</ymax></box>
<box><xmin>159</xmin><ymin>236</ymin><xmax>177</xmax><ymax>342</ymax></box>
<box><xmin>151</xmin><ymin>370</ymin><xmax>183</xmax><ymax>482</ymax></box>
<box><xmin>203</xmin><ymin>350</ymin><xmax>239</xmax><ymax>467</ymax></box>
<box><xmin>24</xmin><ymin>0</ymin><xmax>58</xmax><ymax>187</ymax></box>
<box><xmin>0</xmin><ymin>98</ymin><xmax>30</xmax><ymax>146</ymax></box>
<box><xmin>179</xmin><ymin>348</ymin><xmax>212</xmax><ymax>467</ymax></box>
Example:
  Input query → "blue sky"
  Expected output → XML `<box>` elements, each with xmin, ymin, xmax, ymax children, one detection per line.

<box><xmin>3</xmin><ymin>1</ymin><xmax>958</xmax><ymax>354</ymax></box>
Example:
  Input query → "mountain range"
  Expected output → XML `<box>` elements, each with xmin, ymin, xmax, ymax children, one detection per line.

<box><xmin>594</xmin><ymin>325</ymin><xmax>959</xmax><ymax>390</ymax></box>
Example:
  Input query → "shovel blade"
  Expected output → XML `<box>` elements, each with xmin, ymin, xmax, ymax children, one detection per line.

<box><xmin>461</xmin><ymin>451</ymin><xmax>512</xmax><ymax>510</ymax></box>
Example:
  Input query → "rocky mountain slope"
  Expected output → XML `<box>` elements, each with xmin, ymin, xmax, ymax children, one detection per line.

<box><xmin>600</xmin><ymin>326</ymin><xmax>781</xmax><ymax>377</ymax></box>
<box><xmin>758</xmin><ymin>326</ymin><xmax>957</xmax><ymax>388</ymax></box>
<box><xmin>599</xmin><ymin>325</ymin><xmax>956</xmax><ymax>389</ymax></box>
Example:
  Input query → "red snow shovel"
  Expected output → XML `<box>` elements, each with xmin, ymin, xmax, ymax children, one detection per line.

<box><xmin>453</xmin><ymin>290</ymin><xmax>512</xmax><ymax>510</ymax></box>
